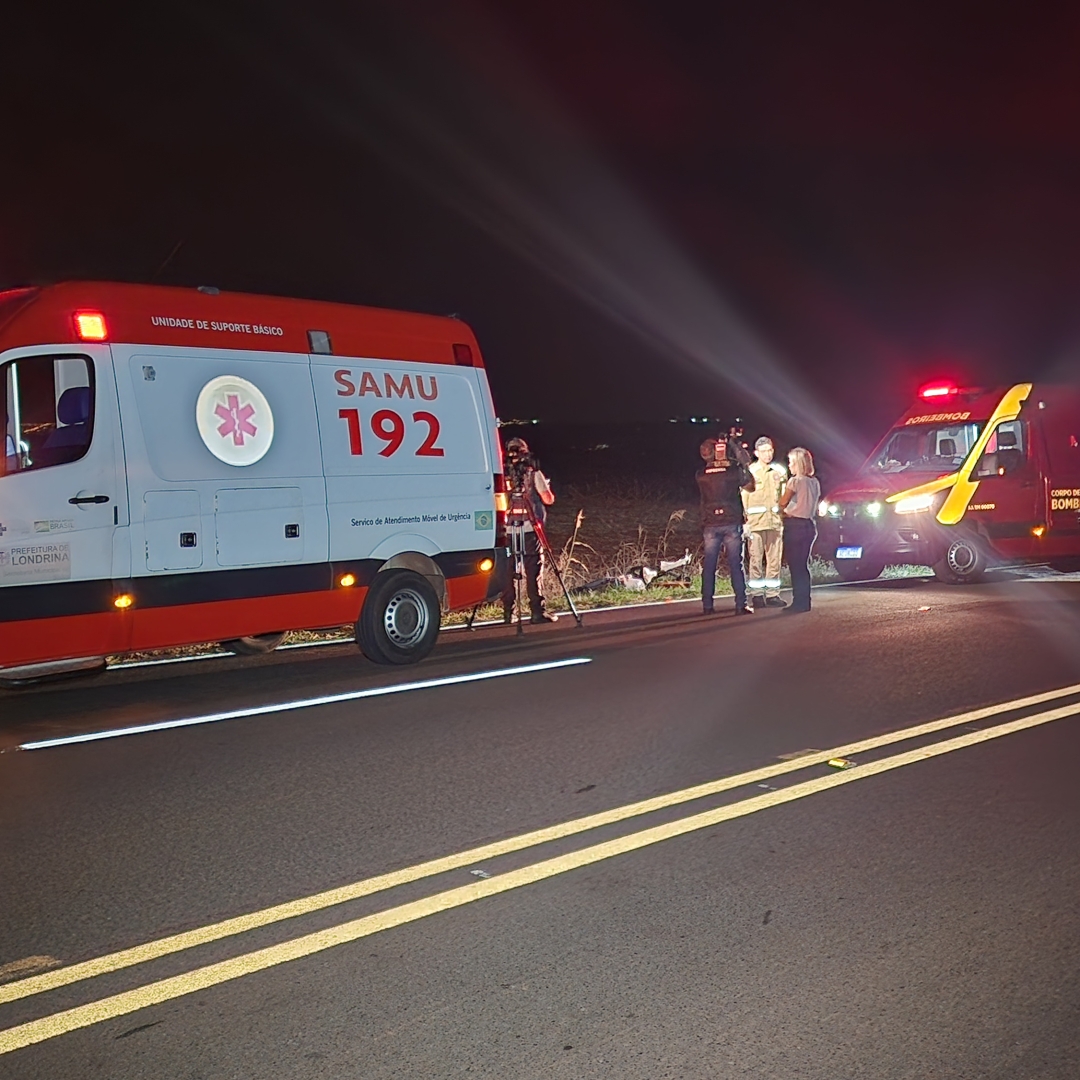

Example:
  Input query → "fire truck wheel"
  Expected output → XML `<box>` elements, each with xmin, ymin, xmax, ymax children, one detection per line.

<box><xmin>357</xmin><ymin>570</ymin><xmax>441</xmax><ymax>665</ymax></box>
<box><xmin>834</xmin><ymin>557</ymin><xmax>886</xmax><ymax>583</ymax></box>
<box><xmin>933</xmin><ymin>535</ymin><xmax>987</xmax><ymax>584</ymax></box>
<box><xmin>223</xmin><ymin>633</ymin><xmax>287</xmax><ymax>655</ymax></box>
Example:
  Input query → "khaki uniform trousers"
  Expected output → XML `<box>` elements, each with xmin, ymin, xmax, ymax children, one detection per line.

<box><xmin>747</xmin><ymin>528</ymin><xmax>783</xmax><ymax>598</ymax></box>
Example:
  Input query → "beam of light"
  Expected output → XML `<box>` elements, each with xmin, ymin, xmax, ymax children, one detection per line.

<box><xmin>17</xmin><ymin>658</ymin><xmax>592</xmax><ymax>750</ymax></box>
<box><xmin>218</xmin><ymin>3</ymin><xmax>866</xmax><ymax>469</ymax></box>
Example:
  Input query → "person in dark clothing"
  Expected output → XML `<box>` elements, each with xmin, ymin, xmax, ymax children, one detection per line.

<box><xmin>501</xmin><ymin>436</ymin><xmax>556</xmax><ymax>623</ymax></box>
<box><xmin>778</xmin><ymin>446</ymin><xmax>822</xmax><ymax>613</ymax></box>
<box><xmin>697</xmin><ymin>434</ymin><xmax>756</xmax><ymax>615</ymax></box>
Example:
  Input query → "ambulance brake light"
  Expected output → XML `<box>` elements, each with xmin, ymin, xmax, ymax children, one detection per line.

<box><xmin>918</xmin><ymin>381</ymin><xmax>959</xmax><ymax>400</ymax></box>
<box><xmin>74</xmin><ymin>311</ymin><xmax>108</xmax><ymax>341</ymax></box>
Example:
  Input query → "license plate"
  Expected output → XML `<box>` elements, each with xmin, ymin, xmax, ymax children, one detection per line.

<box><xmin>836</xmin><ymin>546</ymin><xmax>863</xmax><ymax>560</ymax></box>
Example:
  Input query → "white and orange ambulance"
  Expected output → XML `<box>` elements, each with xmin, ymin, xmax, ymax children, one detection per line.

<box><xmin>818</xmin><ymin>379</ymin><xmax>1080</xmax><ymax>583</ymax></box>
<box><xmin>0</xmin><ymin>282</ymin><xmax>508</xmax><ymax>683</ymax></box>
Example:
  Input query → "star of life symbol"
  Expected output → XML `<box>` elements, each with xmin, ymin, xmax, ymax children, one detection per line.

<box><xmin>215</xmin><ymin>394</ymin><xmax>258</xmax><ymax>446</ymax></box>
<box><xmin>196</xmin><ymin>375</ymin><xmax>274</xmax><ymax>466</ymax></box>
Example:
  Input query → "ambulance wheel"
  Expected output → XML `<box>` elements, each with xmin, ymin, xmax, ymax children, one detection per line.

<box><xmin>223</xmin><ymin>633</ymin><xmax>286</xmax><ymax>655</ymax></box>
<box><xmin>933</xmin><ymin>535</ymin><xmax>987</xmax><ymax>584</ymax></box>
<box><xmin>357</xmin><ymin>570</ymin><xmax>441</xmax><ymax>665</ymax></box>
<box><xmin>834</xmin><ymin>558</ymin><xmax>885</xmax><ymax>583</ymax></box>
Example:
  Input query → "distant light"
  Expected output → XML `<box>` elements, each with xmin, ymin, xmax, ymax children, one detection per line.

<box><xmin>74</xmin><ymin>312</ymin><xmax>108</xmax><ymax>341</ymax></box>
<box><xmin>113</xmin><ymin>593</ymin><xmax>134</xmax><ymax>609</ymax></box>
<box><xmin>865</xmin><ymin>502</ymin><xmax>883</xmax><ymax>518</ymax></box>
<box><xmin>919</xmin><ymin>381</ymin><xmax>959</xmax><ymax>400</ymax></box>
<box><xmin>477</xmin><ymin>557</ymin><xmax>495</xmax><ymax>573</ymax></box>
<box><xmin>338</xmin><ymin>572</ymin><xmax>357</xmax><ymax>588</ymax></box>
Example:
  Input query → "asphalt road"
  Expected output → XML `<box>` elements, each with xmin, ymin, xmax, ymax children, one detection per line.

<box><xmin>2</xmin><ymin>574</ymin><xmax>1080</xmax><ymax>1078</ymax></box>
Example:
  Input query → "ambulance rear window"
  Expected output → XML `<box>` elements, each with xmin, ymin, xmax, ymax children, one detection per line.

<box><xmin>2</xmin><ymin>355</ymin><xmax>94</xmax><ymax>476</ymax></box>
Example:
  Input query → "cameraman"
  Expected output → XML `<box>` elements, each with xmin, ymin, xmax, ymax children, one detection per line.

<box><xmin>697</xmin><ymin>430</ymin><xmax>755</xmax><ymax>616</ymax></box>
<box><xmin>501</xmin><ymin>436</ymin><xmax>556</xmax><ymax>624</ymax></box>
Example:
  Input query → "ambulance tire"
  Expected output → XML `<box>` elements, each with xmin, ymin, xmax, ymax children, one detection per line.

<box><xmin>357</xmin><ymin>570</ymin><xmax>441</xmax><ymax>665</ymax></box>
<box><xmin>932</xmin><ymin>535</ymin><xmax>987</xmax><ymax>585</ymax></box>
<box><xmin>223</xmin><ymin>633</ymin><xmax>286</xmax><ymax>656</ymax></box>
<box><xmin>834</xmin><ymin>558</ymin><xmax>885</xmax><ymax>583</ymax></box>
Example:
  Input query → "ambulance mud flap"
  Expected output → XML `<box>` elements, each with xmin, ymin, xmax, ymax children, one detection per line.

<box><xmin>357</xmin><ymin>570</ymin><xmax>441</xmax><ymax>665</ymax></box>
<box><xmin>0</xmin><ymin>656</ymin><xmax>107</xmax><ymax>689</ymax></box>
<box><xmin>222</xmin><ymin>633</ymin><xmax>287</xmax><ymax>656</ymax></box>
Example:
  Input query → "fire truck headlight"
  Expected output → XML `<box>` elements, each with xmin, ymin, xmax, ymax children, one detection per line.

<box><xmin>894</xmin><ymin>493</ymin><xmax>935</xmax><ymax>515</ymax></box>
<box><xmin>865</xmin><ymin>501</ymin><xmax>883</xmax><ymax>518</ymax></box>
<box><xmin>818</xmin><ymin>501</ymin><xmax>841</xmax><ymax>518</ymax></box>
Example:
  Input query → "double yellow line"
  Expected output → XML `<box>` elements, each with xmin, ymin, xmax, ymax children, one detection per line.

<box><xmin>3</xmin><ymin>681</ymin><xmax>1080</xmax><ymax>1054</ymax></box>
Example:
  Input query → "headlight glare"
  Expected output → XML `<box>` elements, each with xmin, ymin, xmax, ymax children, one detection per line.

<box><xmin>893</xmin><ymin>493</ymin><xmax>935</xmax><ymax>514</ymax></box>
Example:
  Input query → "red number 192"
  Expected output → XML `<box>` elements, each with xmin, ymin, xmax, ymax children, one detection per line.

<box><xmin>338</xmin><ymin>409</ymin><xmax>444</xmax><ymax>458</ymax></box>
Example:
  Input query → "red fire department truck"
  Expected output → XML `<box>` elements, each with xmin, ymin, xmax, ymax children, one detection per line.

<box><xmin>0</xmin><ymin>282</ymin><xmax>507</xmax><ymax>684</ymax></box>
<box><xmin>818</xmin><ymin>380</ymin><xmax>1080</xmax><ymax>583</ymax></box>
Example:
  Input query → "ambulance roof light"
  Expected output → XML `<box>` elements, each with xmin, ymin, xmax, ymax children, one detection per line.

<box><xmin>918</xmin><ymin>380</ymin><xmax>959</xmax><ymax>400</ymax></box>
<box><xmin>74</xmin><ymin>311</ymin><xmax>108</xmax><ymax>341</ymax></box>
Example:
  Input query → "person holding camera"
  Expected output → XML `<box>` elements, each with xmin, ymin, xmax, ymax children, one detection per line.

<box><xmin>742</xmin><ymin>436</ymin><xmax>788</xmax><ymax>608</ymax></box>
<box><xmin>501</xmin><ymin>436</ymin><xmax>556</xmax><ymax>624</ymax></box>
<box><xmin>697</xmin><ymin>431</ymin><xmax>756</xmax><ymax>616</ymax></box>
<box><xmin>779</xmin><ymin>446</ymin><xmax>821</xmax><ymax>613</ymax></box>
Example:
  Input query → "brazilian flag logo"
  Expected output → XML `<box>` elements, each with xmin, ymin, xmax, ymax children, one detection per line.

<box><xmin>474</xmin><ymin>510</ymin><xmax>494</xmax><ymax>531</ymax></box>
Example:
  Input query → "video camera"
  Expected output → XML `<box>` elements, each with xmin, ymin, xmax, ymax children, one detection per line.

<box><xmin>714</xmin><ymin>418</ymin><xmax>751</xmax><ymax>467</ymax></box>
<box><xmin>504</xmin><ymin>439</ymin><xmax>538</xmax><ymax>493</ymax></box>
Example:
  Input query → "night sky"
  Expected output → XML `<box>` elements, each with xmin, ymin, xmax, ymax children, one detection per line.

<box><xmin>5</xmin><ymin>1</ymin><xmax>1080</xmax><ymax>455</ymax></box>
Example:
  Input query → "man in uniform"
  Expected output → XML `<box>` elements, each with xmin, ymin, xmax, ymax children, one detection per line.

<box><xmin>697</xmin><ymin>433</ymin><xmax>755</xmax><ymax>616</ymax></box>
<box><xmin>742</xmin><ymin>436</ymin><xmax>788</xmax><ymax>608</ymax></box>
<box><xmin>501</xmin><ymin>436</ymin><xmax>556</xmax><ymax>624</ymax></box>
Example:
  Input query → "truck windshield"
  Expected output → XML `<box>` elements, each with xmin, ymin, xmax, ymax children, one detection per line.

<box><xmin>868</xmin><ymin>422</ymin><xmax>981</xmax><ymax>474</ymax></box>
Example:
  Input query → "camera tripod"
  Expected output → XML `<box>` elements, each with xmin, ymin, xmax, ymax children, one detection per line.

<box><xmin>466</xmin><ymin>491</ymin><xmax>583</xmax><ymax>633</ymax></box>
<box><xmin>505</xmin><ymin>493</ymin><xmax>583</xmax><ymax>634</ymax></box>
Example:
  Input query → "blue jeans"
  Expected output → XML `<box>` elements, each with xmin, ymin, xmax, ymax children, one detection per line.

<box><xmin>702</xmin><ymin>525</ymin><xmax>747</xmax><ymax>611</ymax></box>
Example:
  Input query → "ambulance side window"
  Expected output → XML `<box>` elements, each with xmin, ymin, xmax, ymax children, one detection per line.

<box><xmin>973</xmin><ymin>420</ymin><xmax>1026</xmax><ymax>478</ymax></box>
<box><xmin>1</xmin><ymin>355</ymin><xmax>94</xmax><ymax>477</ymax></box>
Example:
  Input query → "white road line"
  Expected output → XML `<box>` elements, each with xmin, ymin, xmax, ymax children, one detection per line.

<box><xmin>18</xmin><ymin>658</ymin><xmax>592</xmax><ymax>751</ymax></box>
